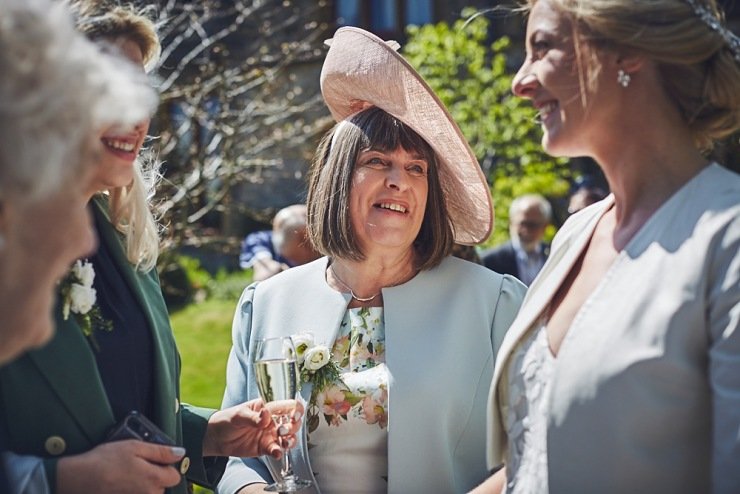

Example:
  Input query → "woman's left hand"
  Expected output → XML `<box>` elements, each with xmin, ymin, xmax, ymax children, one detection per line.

<box><xmin>202</xmin><ymin>399</ymin><xmax>303</xmax><ymax>459</ymax></box>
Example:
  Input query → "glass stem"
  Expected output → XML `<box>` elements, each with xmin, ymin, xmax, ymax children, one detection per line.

<box><xmin>277</xmin><ymin>414</ymin><xmax>294</xmax><ymax>481</ymax></box>
<box><xmin>282</xmin><ymin>444</ymin><xmax>293</xmax><ymax>479</ymax></box>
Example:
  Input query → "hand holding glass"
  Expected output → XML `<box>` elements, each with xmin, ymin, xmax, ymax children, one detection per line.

<box><xmin>253</xmin><ymin>336</ymin><xmax>312</xmax><ymax>492</ymax></box>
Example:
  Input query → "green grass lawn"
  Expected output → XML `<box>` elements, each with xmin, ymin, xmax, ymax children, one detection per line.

<box><xmin>170</xmin><ymin>298</ymin><xmax>236</xmax><ymax>409</ymax></box>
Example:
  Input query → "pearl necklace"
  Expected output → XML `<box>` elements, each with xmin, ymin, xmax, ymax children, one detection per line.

<box><xmin>329</xmin><ymin>264</ymin><xmax>381</xmax><ymax>303</ymax></box>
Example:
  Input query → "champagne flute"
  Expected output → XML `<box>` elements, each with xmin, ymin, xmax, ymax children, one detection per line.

<box><xmin>253</xmin><ymin>336</ymin><xmax>312</xmax><ymax>492</ymax></box>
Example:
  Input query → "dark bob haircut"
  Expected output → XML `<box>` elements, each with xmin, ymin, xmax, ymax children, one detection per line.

<box><xmin>307</xmin><ymin>106</ymin><xmax>454</xmax><ymax>271</ymax></box>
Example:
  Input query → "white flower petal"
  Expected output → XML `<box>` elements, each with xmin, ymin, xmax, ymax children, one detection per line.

<box><xmin>292</xmin><ymin>333</ymin><xmax>315</xmax><ymax>364</ymax></box>
<box><xmin>304</xmin><ymin>346</ymin><xmax>330</xmax><ymax>371</ymax></box>
<box><xmin>69</xmin><ymin>284</ymin><xmax>96</xmax><ymax>314</ymax></box>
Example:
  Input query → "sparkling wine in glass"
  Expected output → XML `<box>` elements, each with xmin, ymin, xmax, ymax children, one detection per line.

<box><xmin>253</xmin><ymin>336</ymin><xmax>312</xmax><ymax>492</ymax></box>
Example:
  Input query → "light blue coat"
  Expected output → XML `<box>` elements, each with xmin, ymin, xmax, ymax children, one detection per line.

<box><xmin>218</xmin><ymin>255</ymin><xmax>525</xmax><ymax>494</ymax></box>
<box><xmin>487</xmin><ymin>164</ymin><xmax>740</xmax><ymax>493</ymax></box>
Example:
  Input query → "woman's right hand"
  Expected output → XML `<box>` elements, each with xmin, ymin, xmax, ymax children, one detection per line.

<box><xmin>56</xmin><ymin>439</ymin><xmax>185</xmax><ymax>494</ymax></box>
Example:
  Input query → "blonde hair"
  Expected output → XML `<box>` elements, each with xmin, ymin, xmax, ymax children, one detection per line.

<box><xmin>68</xmin><ymin>1</ymin><xmax>161</xmax><ymax>71</ymax></box>
<box><xmin>73</xmin><ymin>1</ymin><xmax>163</xmax><ymax>271</ymax></box>
<box><xmin>531</xmin><ymin>0</ymin><xmax>740</xmax><ymax>150</ymax></box>
<box><xmin>106</xmin><ymin>151</ymin><xmax>161</xmax><ymax>272</ymax></box>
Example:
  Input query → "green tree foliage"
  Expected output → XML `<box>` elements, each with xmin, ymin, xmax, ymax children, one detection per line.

<box><xmin>403</xmin><ymin>11</ymin><xmax>570</xmax><ymax>245</ymax></box>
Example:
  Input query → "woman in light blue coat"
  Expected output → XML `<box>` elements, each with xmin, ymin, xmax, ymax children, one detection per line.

<box><xmin>472</xmin><ymin>0</ymin><xmax>740</xmax><ymax>493</ymax></box>
<box><xmin>219</xmin><ymin>27</ymin><xmax>526</xmax><ymax>494</ymax></box>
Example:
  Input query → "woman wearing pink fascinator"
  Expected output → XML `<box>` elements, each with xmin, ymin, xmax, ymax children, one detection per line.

<box><xmin>219</xmin><ymin>26</ymin><xmax>527</xmax><ymax>494</ymax></box>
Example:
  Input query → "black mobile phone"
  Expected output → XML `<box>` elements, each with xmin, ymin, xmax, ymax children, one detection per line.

<box><xmin>106</xmin><ymin>410</ymin><xmax>175</xmax><ymax>446</ymax></box>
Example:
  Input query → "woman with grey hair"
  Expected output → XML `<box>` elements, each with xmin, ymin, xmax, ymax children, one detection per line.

<box><xmin>0</xmin><ymin>0</ymin><xmax>155</xmax><ymax>366</ymax></box>
<box><xmin>0</xmin><ymin>0</ymin><xmax>156</xmax><ymax>490</ymax></box>
<box><xmin>0</xmin><ymin>2</ymin><xmax>303</xmax><ymax>493</ymax></box>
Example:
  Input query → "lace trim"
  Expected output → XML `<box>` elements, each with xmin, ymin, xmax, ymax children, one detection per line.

<box><xmin>504</xmin><ymin>324</ymin><xmax>554</xmax><ymax>494</ymax></box>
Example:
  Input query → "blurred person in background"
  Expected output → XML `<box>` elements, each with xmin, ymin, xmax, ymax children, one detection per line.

<box><xmin>567</xmin><ymin>179</ymin><xmax>607</xmax><ymax>215</ymax></box>
<box><xmin>451</xmin><ymin>243</ymin><xmax>483</xmax><ymax>264</ymax></box>
<box><xmin>239</xmin><ymin>204</ymin><xmax>320</xmax><ymax>281</ymax></box>
<box><xmin>482</xmin><ymin>194</ymin><xmax>552</xmax><ymax>285</ymax></box>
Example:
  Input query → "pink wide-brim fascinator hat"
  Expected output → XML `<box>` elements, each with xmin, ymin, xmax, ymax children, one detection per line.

<box><xmin>320</xmin><ymin>26</ymin><xmax>493</xmax><ymax>245</ymax></box>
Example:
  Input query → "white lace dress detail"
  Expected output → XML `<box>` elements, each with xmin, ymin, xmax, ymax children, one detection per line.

<box><xmin>503</xmin><ymin>323</ymin><xmax>555</xmax><ymax>494</ymax></box>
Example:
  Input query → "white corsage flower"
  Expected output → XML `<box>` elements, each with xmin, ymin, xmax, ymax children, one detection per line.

<box><xmin>69</xmin><ymin>284</ymin><xmax>96</xmax><ymax>314</ymax></box>
<box><xmin>72</xmin><ymin>259</ymin><xmax>95</xmax><ymax>287</ymax></box>
<box><xmin>292</xmin><ymin>333</ymin><xmax>315</xmax><ymax>364</ymax></box>
<box><xmin>304</xmin><ymin>345</ymin><xmax>331</xmax><ymax>371</ymax></box>
<box><xmin>60</xmin><ymin>259</ymin><xmax>112</xmax><ymax>349</ymax></box>
<box><xmin>294</xmin><ymin>334</ymin><xmax>345</xmax><ymax>436</ymax></box>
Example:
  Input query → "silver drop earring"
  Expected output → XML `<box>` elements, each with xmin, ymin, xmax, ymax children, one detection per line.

<box><xmin>617</xmin><ymin>69</ymin><xmax>631</xmax><ymax>88</ymax></box>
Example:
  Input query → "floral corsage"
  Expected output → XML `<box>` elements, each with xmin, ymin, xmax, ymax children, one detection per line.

<box><xmin>293</xmin><ymin>333</ymin><xmax>345</xmax><ymax>433</ymax></box>
<box><xmin>60</xmin><ymin>260</ymin><xmax>112</xmax><ymax>350</ymax></box>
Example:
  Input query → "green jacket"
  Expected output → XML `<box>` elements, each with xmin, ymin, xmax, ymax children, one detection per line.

<box><xmin>0</xmin><ymin>197</ymin><xmax>225</xmax><ymax>493</ymax></box>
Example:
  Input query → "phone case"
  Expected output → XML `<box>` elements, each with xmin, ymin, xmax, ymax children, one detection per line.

<box><xmin>106</xmin><ymin>410</ymin><xmax>175</xmax><ymax>446</ymax></box>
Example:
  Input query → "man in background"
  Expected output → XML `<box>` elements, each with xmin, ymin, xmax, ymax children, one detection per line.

<box><xmin>239</xmin><ymin>204</ymin><xmax>320</xmax><ymax>281</ymax></box>
<box><xmin>481</xmin><ymin>194</ymin><xmax>551</xmax><ymax>286</ymax></box>
<box><xmin>567</xmin><ymin>183</ymin><xmax>607</xmax><ymax>215</ymax></box>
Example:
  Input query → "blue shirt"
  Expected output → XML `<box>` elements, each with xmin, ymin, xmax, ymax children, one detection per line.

<box><xmin>239</xmin><ymin>230</ymin><xmax>290</xmax><ymax>269</ymax></box>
